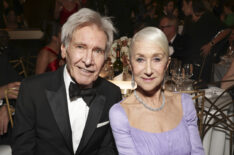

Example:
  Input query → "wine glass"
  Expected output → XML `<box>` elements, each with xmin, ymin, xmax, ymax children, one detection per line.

<box><xmin>171</xmin><ymin>65</ymin><xmax>184</xmax><ymax>91</ymax></box>
<box><xmin>183</xmin><ymin>64</ymin><xmax>193</xmax><ymax>79</ymax></box>
<box><xmin>169</xmin><ymin>58</ymin><xmax>181</xmax><ymax>76</ymax></box>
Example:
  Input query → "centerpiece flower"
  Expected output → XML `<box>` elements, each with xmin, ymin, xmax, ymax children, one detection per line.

<box><xmin>109</xmin><ymin>36</ymin><xmax>132</xmax><ymax>64</ymax></box>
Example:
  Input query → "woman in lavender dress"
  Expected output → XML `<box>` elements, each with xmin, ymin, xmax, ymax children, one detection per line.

<box><xmin>109</xmin><ymin>27</ymin><xmax>204</xmax><ymax>155</ymax></box>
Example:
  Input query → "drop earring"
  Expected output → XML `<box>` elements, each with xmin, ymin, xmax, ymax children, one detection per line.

<box><xmin>131</xmin><ymin>74</ymin><xmax>135</xmax><ymax>89</ymax></box>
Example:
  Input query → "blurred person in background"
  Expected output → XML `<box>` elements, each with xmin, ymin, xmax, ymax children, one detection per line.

<box><xmin>159</xmin><ymin>15</ymin><xmax>187</xmax><ymax>61</ymax></box>
<box><xmin>162</xmin><ymin>0</ymin><xmax>175</xmax><ymax>16</ymax></box>
<box><xmin>221</xmin><ymin>58</ymin><xmax>234</xmax><ymax>90</ymax></box>
<box><xmin>4</xmin><ymin>8</ymin><xmax>20</xmax><ymax>29</ymax></box>
<box><xmin>222</xmin><ymin>0</ymin><xmax>234</xmax><ymax>27</ymax></box>
<box><xmin>0</xmin><ymin>30</ymin><xmax>20</xmax><ymax>60</ymax></box>
<box><xmin>35</xmin><ymin>21</ymin><xmax>63</xmax><ymax>74</ymax></box>
<box><xmin>182</xmin><ymin>0</ymin><xmax>231</xmax><ymax>83</ymax></box>
<box><xmin>54</xmin><ymin>0</ymin><xmax>80</xmax><ymax>26</ymax></box>
<box><xmin>0</xmin><ymin>53</ymin><xmax>21</xmax><ymax>145</ymax></box>
<box><xmin>221</xmin><ymin>26</ymin><xmax>234</xmax><ymax>91</ymax></box>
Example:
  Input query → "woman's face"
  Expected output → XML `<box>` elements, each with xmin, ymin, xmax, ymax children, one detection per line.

<box><xmin>130</xmin><ymin>40</ymin><xmax>170</xmax><ymax>92</ymax></box>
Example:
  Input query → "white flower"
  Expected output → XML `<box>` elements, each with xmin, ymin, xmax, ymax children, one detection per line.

<box><xmin>121</xmin><ymin>46</ymin><xmax>129</xmax><ymax>53</ymax></box>
<box><xmin>127</xmin><ymin>38</ymin><xmax>132</xmax><ymax>46</ymax></box>
<box><xmin>109</xmin><ymin>36</ymin><xmax>132</xmax><ymax>63</ymax></box>
<box><xmin>120</xmin><ymin>36</ymin><xmax>128</xmax><ymax>41</ymax></box>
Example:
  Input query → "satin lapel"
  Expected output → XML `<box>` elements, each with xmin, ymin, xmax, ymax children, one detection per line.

<box><xmin>46</xmin><ymin>85</ymin><xmax>73</xmax><ymax>152</ymax></box>
<box><xmin>76</xmin><ymin>93</ymin><xmax>106</xmax><ymax>153</ymax></box>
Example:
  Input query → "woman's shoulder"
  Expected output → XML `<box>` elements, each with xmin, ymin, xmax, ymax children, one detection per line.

<box><xmin>165</xmin><ymin>91</ymin><xmax>194</xmax><ymax>112</ymax></box>
<box><xmin>180</xmin><ymin>93</ymin><xmax>197</xmax><ymax>118</ymax></box>
<box><xmin>164</xmin><ymin>91</ymin><xmax>181</xmax><ymax>104</ymax></box>
<box><xmin>109</xmin><ymin>101</ymin><xmax>130</xmax><ymax>128</ymax></box>
<box><xmin>109</xmin><ymin>95</ymin><xmax>136</xmax><ymax>122</ymax></box>
<box><xmin>110</xmin><ymin>101</ymin><xmax>126</xmax><ymax>118</ymax></box>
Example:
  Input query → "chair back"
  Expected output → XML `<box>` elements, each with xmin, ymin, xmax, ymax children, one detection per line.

<box><xmin>203</xmin><ymin>85</ymin><xmax>234</xmax><ymax>155</ymax></box>
<box><xmin>9</xmin><ymin>57</ymin><xmax>27</xmax><ymax>78</ymax></box>
<box><xmin>9</xmin><ymin>56</ymin><xmax>37</xmax><ymax>78</ymax></box>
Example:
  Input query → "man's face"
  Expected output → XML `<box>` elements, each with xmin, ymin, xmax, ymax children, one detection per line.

<box><xmin>167</xmin><ymin>1</ymin><xmax>174</xmax><ymax>14</ymax></box>
<box><xmin>159</xmin><ymin>18</ymin><xmax>176</xmax><ymax>40</ymax></box>
<box><xmin>61</xmin><ymin>24</ymin><xmax>107</xmax><ymax>87</ymax></box>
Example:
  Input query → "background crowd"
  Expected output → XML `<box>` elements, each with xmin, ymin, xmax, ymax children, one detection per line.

<box><xmin>0</xmin><ymin>0</ymin><xmax>234</xmax><ymax>154</ymax></box>
<box><xmin>0</xmin><ymin>0</ymin><xmax>233</xmax><ymax>80</ymax></box>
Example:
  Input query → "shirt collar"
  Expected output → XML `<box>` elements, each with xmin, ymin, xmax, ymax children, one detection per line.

<box><xmin>63</xmin><ymin>65</ymin><xmax>93</xmax><ymax>90</ymax></box>
<box><xmin>64</xmin><ymin>65</ymin><xmax>73</xmax><ymax>97</ymax></box>
<box><xmin>170</xmin><ymin>34</ymin><xmax>177</xmax><ymax>44</ymax></box>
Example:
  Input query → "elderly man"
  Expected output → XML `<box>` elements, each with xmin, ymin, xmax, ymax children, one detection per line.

<box><xmin>159</xmin><ymin>15</ymin><xmax>187</xmax><ymax>61</ymax></box>
<box><xmin>13</xmin><ymin>8</ymin><xmax>122</xmax><ymax>155</ymax></box>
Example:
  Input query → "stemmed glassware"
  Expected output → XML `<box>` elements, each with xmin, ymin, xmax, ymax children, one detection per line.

<box><xmin>182</xmin><ymin>64</ymin><xmax>194</xmax><ymax>90</ymax></box>
<box><xmin>183</xmin><ymin>64</ymin><xmax>193</xmax><ymax>79</ymax></box>
<box><xmin>168</xmin><ymin>60</ymin><xmax>194</xmax><ymax>91</ymax></box>
<box><xmin>169</xmin><ymin>59</ymin><xmax>183</xmax><ymax>91</ymax></box>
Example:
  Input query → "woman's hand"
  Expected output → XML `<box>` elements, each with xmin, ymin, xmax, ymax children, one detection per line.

<box><xmin>200</xmin><ymin>42</ymin><xmax>212</xmax><ymax>57</ymax></box>
<box><xmin>0</xmin><ymin>82</ymin><xmax>21</xmax><ymax>99</ymax></box>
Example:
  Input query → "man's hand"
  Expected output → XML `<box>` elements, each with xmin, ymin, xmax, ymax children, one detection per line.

<box><xmin>0</xmin><ymin>105</ymin><xmax>9</xmax><ymax>135</ymax></box>
<box><xmin>200</xmin><ymin>42</ymin><xmax>212</xmax><ymax>57</ymax></box>
<box><xmin>0</xmin><ymin>81</ymin><xmax>21</xmax><ymax>99</ymax></box>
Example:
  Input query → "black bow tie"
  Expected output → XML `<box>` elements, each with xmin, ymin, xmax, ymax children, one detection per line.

<box><xmin>69</xmin><ymin>82</ymin><xmax>96</xmax><ymax>107</ymax></box>
<box><xmin>169</xmin><ymin>42</ymin><xmax>173</xmax><ymax>46</ymax></box>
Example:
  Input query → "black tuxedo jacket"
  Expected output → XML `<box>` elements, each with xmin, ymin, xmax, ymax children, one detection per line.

<box><xmin>170</xmin><ymin>34</ymin><xmax>188</xmax><ymax>62</ymax></box>
<box><xmin>12</xmin><ymin>66</ymin><xmax>122</xmax><ymax>155</ymax></box>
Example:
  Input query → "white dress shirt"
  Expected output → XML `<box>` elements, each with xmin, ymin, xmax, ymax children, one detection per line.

<box><xmin>63</xmin><ymin>66</ymin><xmax>89</xmax><ymax>153</ymax></box>
<box><xmin>170</xmin><ymin>34</ymin><xmax>177</xmax><ymax>44</ymax></box>
<box><xmin>169</xmin><ymin>34</ymin><xmax>177</xmax><ymax>56</ymax></box>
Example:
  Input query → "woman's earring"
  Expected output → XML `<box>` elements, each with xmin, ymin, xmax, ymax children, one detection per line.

<box><xmin>162</xmin><ymin>77</ymin><xmax>165</xmax><ymax>90</ymax></box>
<box><xmin>131</xmin><ymin>74</ymin><xmax>135</xmax><ymax>88</ymax></box>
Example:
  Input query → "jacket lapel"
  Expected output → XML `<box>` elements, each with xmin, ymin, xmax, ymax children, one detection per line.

<box><xmin>76</xmin><ymin>93</ymin><xmax>106</xmax><ymax>153</ymax></box>
<box><xmin>45</xmin><ymin>67</ymin><xmax>73</xmax><ymax>152</ymax></box>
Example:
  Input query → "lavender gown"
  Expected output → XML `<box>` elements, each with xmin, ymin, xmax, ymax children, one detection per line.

<box><xmin>109</xmin><ymin>93</ymin><xmax>204</xmax><ymax>155</ymax></box>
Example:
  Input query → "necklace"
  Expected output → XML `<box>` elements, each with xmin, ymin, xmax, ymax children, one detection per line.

<box><xmin>134</xmin><ymin>90</ymin><xmax>165</xmax><ymax>112</ymax></box>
